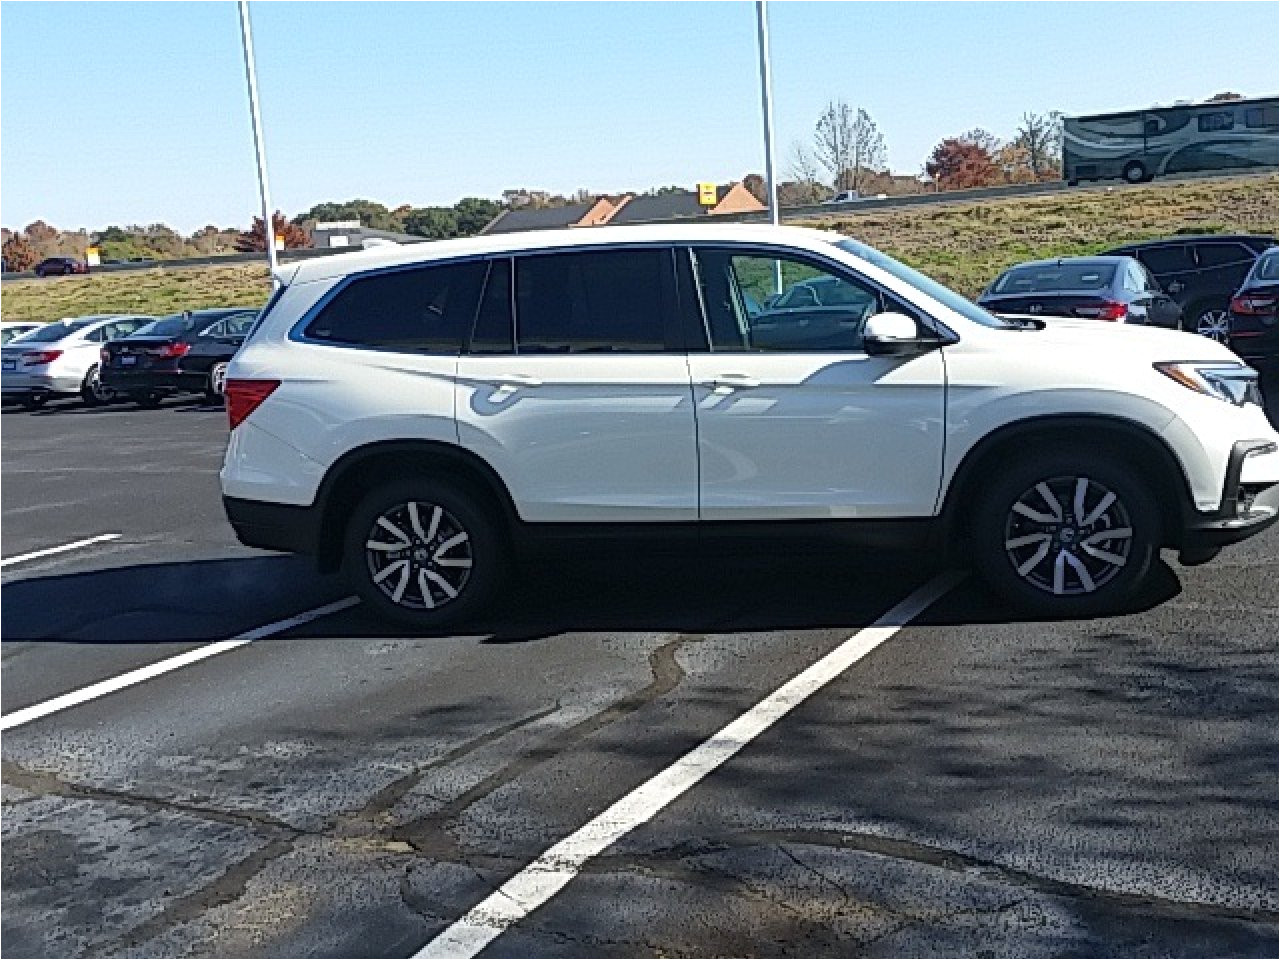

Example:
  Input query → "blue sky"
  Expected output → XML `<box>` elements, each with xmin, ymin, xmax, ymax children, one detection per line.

<box><xmin>2</xmin><ymin>1</ymin><xmax>1277</xmax><ymax>233</ymax></box>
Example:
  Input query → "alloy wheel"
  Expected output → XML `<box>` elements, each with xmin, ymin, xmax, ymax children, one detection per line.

<box><xmin>1196</xmin><ymin>309</ymin><xmax>1230</xmax><ymax>342</ymax></box>
<box><xmin>364</xmin><ymin>501</ymin><xmax>473</xmax><ymax>610</ymax></box>
<box><xmin>1003</xmin><ymin>476</ymin><xmax>1132</xmax><ymax>596</ymax></box>
<box><xmin>88</xmin><ymin>365</ymin><xmax>112</xmax><ymax>403</ymax></box>
<box><xmin>210</xmin><ymin>362</ymin><xmax>229</xmax><ymax>396</ymax></box>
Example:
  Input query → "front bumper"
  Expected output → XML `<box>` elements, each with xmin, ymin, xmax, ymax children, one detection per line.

<box><xmin>1179</xmin><ymin>438</ymin><xmax>1279</xmax><ymax>562</ymax></box>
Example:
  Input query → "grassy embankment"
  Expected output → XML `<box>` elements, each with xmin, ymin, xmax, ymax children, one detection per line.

<box><xmin>2</xmin><ymin>174</ymin><xmax>1275</xmax><ymax>322</ymax></box>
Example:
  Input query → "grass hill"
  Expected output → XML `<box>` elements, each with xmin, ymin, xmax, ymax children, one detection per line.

<box><xmin>2</xmin><ymin>174</ymin><xmax>1276</xmax><ymax>323</ymax></box>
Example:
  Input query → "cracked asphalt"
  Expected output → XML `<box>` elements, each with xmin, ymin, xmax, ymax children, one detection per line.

<box><xmin>2</xmin><ymin>398</ymin><xmax>1277</xmax><ymax>958</ymax></box>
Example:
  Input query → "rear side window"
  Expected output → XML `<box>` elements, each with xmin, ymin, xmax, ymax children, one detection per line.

<box><xmin>1134</xmin><ymin>245</ymin><xmax>1191</xmax><ymax>275</ymax></box>
<box><xmin>1244</xmin><ymin>105</ymin><xmax>1278</xmax><ymax>129</ymax></box>
<box><xmin>304</xmin><ymin>261</ymin><xmax>487</xmax><ymax>354</ymax></box>
<box><xmin>1252</xmin><ymin>251</ymin><xmax>1278</xmax><ymax>282</ymax></box>
<box><xmin>1194</xmin><ymin>243</ymin><xmax>1253</xmax><ymax>268</ymax></box>
<box><xmin>515</xmin><ymin>249</ymin><xmax>670</xmax><ymax>353</ymax></box>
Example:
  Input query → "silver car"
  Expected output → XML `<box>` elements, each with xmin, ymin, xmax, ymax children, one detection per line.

<box><xmin>1</xmin><ymin>314</ymin><xmax>154</xmax><ymax>408</ymax></box>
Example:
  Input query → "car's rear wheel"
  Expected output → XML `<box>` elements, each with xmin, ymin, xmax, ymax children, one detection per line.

<box><xmin>80</xmin><ymin>364</ymin><xmax>112</xmax><ymax>406</ymax></box>
<box><xmin>204</xmin><ymin>362</ymin><xmax>229</xmax><ymax>402</ymax></box>
<box><xmin>1190</xmin><ymin>302</ymin><xmax>1230</xmax><ymax>342</ymax></box>
<box><xmin>970</xmin><ymin>450</ymin><xmax>1158</xmax><ymax>617</ymax></box>
<box><xmin>343</xmin><ymin>478</ymin><xmax>505</xmax><ymax>629</ymax></box>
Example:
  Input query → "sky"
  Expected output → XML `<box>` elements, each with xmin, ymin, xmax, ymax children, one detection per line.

<box><xmin>2</xmin><ymin>1</ymin><xmax>1277</xmax><ymax>234</ymax></box>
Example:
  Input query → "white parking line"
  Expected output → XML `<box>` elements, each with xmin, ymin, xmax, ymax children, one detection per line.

<box><xmin>0</xmin><ymin>596</ymin><xmax>359</xmax><ymax>731</ymax></box>
<box><xmin>414</xmin><ymin>570</ymin><xmax>965</xmax><ymax>959</ymax></box>
<box><xmin>0</xmin><ymin>534</ymin><xmax>123</xmax><ymax>569</ymax></box>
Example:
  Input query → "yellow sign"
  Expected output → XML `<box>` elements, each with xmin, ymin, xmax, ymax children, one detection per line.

<box><xmin>274</xmin><ymin>234</ymin><xmax>285</xmax><ymax>251</ymax></box>
<box><xmin>85</xmin><ymin>246</ymin><xmax>101</xmax><ymax>267</ymax></box>
<box><xmin>697</xmin><ymin>182</ymin><xmax>718</xmax><ymax>207</ymax></box>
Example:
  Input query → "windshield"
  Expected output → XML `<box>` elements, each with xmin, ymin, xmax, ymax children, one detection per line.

<box><xmin>15</xmin><ymin>319</ymin><xmax>93</xmax><ymax>343</ymax></box>
<box><xmin>833</xmin><ymin>237</ymin><xmax>1010</xmax><ymax>328</ymax></box>
<box><xmin>132</xmin><ymin>314</ymin><xmax>201</xmax><ymax>338</ymax></box>
<box><xmin>1253</xmin><ymin>250</ymin><xmax>1278</xmax><ymax>282</ymax></box>
<box><xmin>991</xmin><ymin>262</ymin><xmax>1117</xmax><ymax>293</ymax></box>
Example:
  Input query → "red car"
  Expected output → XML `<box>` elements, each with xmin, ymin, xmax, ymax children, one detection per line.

<box><xmin>34</xmin><ymin>257</ymin><xmax>89</xmax><ymax>277</ymax></box>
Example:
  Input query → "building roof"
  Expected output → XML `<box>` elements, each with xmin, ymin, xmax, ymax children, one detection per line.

<box><xmin>479</xmin><ymin>203</ymin><xmax>596</xmax><ymax>234</ymax></box>
<box><xmin>280</xmin><ymin>223</ymin><xmax>843</xmax><ymax>286</ymax></box>
<box><xmin>606</xmin><ymin>192</ymin><xmax>708</xmax><ymax>224</ymax></box>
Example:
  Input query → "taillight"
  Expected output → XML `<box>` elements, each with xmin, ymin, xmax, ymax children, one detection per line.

<box><xmin>1230</xmin><ymin>293</ymin><xmax>1278</xmax><ymax>315</ymax></box>
<box><xmin>100</xmin><ymin>347</ymin><xmax>111</xmax><ymax>365</ymax></box>
<box><xmin>1074</xmin><ymin>301</ymin><xmax>1128</xmax><ymax>321</ymax></box>
<box><xmin>225</xmin><ymin>378</ymin><xmax>280</xmax><ymax>430</ymax></box>
<box><xmin>148</xmin><ymin>342</ymin><xmax>191</xmax><ymax>358</ymax></box>
<box><xmin>22</xmin><ymin>349</ymin><xmax>63</xmax><ymax>366</ymax></box>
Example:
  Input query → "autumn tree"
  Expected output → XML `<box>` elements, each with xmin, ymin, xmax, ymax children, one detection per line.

<box><xmin>813</xmin><ymin>101</ymin><xmax>886</xmax><ymax>193</ymax></box>
<box><xmin>925</xmin><ymin>138</ymin><xmax>1001</xmax><ymax>189</ymax></box>
<box><xmin>236</xmin><ymin>211</ymin><xmax>310</xmax><ymax>252</ymax></box>
<box><xmin>2</xmin><ymin>234</ymin><xmax>39</xmax><ymax>271</ymax></box>
<box><xmin>1014</xmin><ymin>111</ymin><xmax>1064</xmax><ymax>180</ymax></box>
<box><xmin>741</xmin><ymin>173</ymin><xmax>768</xmax><ymax>205</ymax></box>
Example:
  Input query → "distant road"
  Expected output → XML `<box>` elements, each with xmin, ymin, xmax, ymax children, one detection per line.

<box><xmin>3</xmin><ymin>167</ymin><xmax>1275</xmax><ymax>283</ymax></box>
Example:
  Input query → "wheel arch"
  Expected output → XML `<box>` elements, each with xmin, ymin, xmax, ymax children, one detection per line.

<box><xmin>313</xmin><ymin>439</ymin><xmax>519</xmax><ymax>574</ymax></box>
<box><xmin>940</xmin><ymin>414</ymin><xmax>1196</xmax><ymax>549</ymax></box>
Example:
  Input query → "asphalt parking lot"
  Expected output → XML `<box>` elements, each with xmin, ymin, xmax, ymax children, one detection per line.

<box><xmin>2</xmin><ymin>396</ymin><xmax>1277</xmax><ymax>958</ymax></box>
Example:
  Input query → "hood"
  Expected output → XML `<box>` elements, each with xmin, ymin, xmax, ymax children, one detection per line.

<box><xmin>993</xmin><ymin>315</ymin><xmax>1239</xmax><ymax>363</ymax></box>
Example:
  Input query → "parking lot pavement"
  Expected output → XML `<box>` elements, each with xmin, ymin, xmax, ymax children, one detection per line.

<box><xmin>2</xmin><ymin>400</ymin><xmax>1277</xmax><ymax>958</ymax></box>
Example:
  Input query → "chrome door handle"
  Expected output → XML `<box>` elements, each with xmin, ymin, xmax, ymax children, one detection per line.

<box><xmin>713</xmin><ymin>373</ymin><xmax>761</xmax><ymax>389</ymax></box>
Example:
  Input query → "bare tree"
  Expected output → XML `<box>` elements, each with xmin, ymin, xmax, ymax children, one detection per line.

<box><xmin>788</xmin><ymin>140</ymin><xmax>823</xmax><ymax>186</ymax></box>
<box><xmin>813</xmin><ymin>101</ymin><xmax>886</xmax><ymax>193</ymax></box>
<box><xmin>1014</xmin><ymin>111</ymin><xmax>1064</xmax><ymax>179</ymax></box>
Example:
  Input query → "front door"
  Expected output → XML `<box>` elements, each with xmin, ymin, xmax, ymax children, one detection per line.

<box><xmin>685</xmin><ymin>247</ymin><xmax>947</xmax><ymax>520</ymax></box>
<box><xmin>455</xmin><ymin>248</ymin><xmax>698</xmax><ymax>523</ymax></box>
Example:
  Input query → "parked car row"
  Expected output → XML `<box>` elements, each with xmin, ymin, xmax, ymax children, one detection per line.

<box><xmin>0</xmin><ymin>307</ymin><xmax>259</xmax><ymax>409</ymax></box>
<box><xmin>978</xmin><ymin>234</ymin><xmax>1278</xmax><ymax>371</ymax></box>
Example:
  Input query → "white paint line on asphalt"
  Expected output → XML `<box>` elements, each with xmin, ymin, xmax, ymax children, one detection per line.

<box><xmin>0</xmin><ymin>596</ymin><xmax>359</xmax><ymax>732</ymax></box>
<box><xmin>0</xmin><ymin>534</ymin><xmax>123</xmax><ymax>569</ymax></box>
<box><xmin>414</xmin><ymin>570</ymin><xmax>966</xmax><ymax>959</ymax></box>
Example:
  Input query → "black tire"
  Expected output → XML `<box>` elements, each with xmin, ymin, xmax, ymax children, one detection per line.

<box><xmin>19</xmin><ymin>393</ymin><xmax>48</xmax><ymax>410</ymax></box>
<box><xmin>969</xmin><ymin>449</ymin><xmax>1158</xmax><ymax>617</ymax></box>
<box><xmin>132</xmin><ymin>391</ymin><xmax>163</xmax><ymax>409</ymax></box>
<box><xmin>343</xmin><ymin>477</ymin><xmax>506</xmax><ymax>629</ymax></box>
<box><xmin>80</xmin><ymin>364</ymin><xmax>110</xmax><ymax>406</ymax></box>
<box><xmin>1122</xmin><ymin>161</ymin><xmax>1147</xmax><ymax>184</ymax></box>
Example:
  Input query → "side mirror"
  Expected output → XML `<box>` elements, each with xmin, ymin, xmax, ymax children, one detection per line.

<box><xmin>863</xmin><ymin>312</ymin><xmax>941</xmax><ymax>356</ymax></box>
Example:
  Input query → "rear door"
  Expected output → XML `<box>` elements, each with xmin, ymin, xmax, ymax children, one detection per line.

<box><xmin>684</xmin><ymin>246</ymin><xmax>946</xmax><ymax>520</ymax></box>
<box><xmin>455</xmin><ymin>247</ymin><xmax>698</xmax><ymax>523</ymax></box>
<box><xmin>1130</xmin><ymin>243</ymin><xmax>1194</xmax><ymax>306</ymax></box>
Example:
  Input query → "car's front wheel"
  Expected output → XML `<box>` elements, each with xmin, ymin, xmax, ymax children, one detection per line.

<box><xmin>343</xmin><ymin>478</ymin><xmax>505</xmax><ymax>629</ymax></box>
<box><xmin>970</xmin><ymin>450</ymin><xmax>1158</xmax><ymax>617</ymax></box>
<box><xmin>205</xmin><ymin>362</ymin><xmax>229</xmax><ymax>402</ymax></box>
<box><xmin>1189</xmin><ymin>302</ymin><xmax>1230</xmax><ymax>342</ymax></box>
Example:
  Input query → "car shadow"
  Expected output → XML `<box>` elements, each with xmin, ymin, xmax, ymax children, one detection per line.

<box><xmin>0</xmin><ymin>542</ymin><xmax>1184</xmax><ymax>645</ymax></box>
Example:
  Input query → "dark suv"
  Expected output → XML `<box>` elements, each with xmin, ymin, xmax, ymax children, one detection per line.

<box><xmin>34</xmin><ymin>257</ymin><xmax>89</xmax><ymax>277</ymax></box>
<box><xmin>1103</xmin><ymin>236</ymin><xmax>1275</xmax><ymax>342</ymax></box>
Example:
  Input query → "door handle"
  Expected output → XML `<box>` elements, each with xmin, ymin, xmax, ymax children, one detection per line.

<box><xmin>1167</xmin><ymin>281</ymin><xmax>1184</xmax><ymax>294</ymax></box>
<box><xmin>480</xmin><ymin>372</ymin><xmax>543</xmax><ymax>389</ymax></box>
<box><xmin>713</xmin><ymin>373</ymin><xmax>761</xmax><ymax>389</ymax></box>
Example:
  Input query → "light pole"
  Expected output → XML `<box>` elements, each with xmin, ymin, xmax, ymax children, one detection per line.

<box><xmin>755</xmin><ymin>0</ymin><xmax>782</xmax><ymax>293</ymax></box>
<box><xmin>237</xmin><ymin>0</ymin><xmax>279</xmax><ymax>279</ymax></box>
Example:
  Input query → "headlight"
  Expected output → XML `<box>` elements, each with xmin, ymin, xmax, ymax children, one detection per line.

<box><xmin>1154</xmin><ymin>362</ymin><xmax>1262</xmax><ymax>407</ymax></box>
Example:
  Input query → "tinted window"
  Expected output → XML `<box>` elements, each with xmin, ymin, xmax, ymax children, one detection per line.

<box><xmin>1134</xmin><ymin>244</ymin><xmax>1192</xmax><ymax>274</ymax></box>
<box><xmin>305</xmin><ymin>261</ymin><xmax>486</xmax><ymax>354</ymax></box>
<box><xmin>134</xmin><ymin>314</ymin><xmax>204</xmax><ymax>338</ymax></box>
<box><xmin>515</xmin><ymin>249</ymin><xmax>668</xmax><ymax>353</ymax></box>
<box><xmin>1244</xmin><ymin>105</ymin><xmax>1279</xmax><ymax>129</ymax></box>
<box><xmin>1252</xmin><ymin>251</ymin><xmax>1278</xmax><ymax>282</ymax></box>
<box><xmin>1121</xmin><ymin>262</ymin><xmax>1145</xmax><ymax>293</ymax></box>
<box><xmin>17</xmin><ymin>320</ymin><xmax>92</xmax><ymax>343</ymax></box>
<box><xmin>694</xmin><ymin>249</ymin><xmax>882</xmax><ymax>352</ymax></box>
<box><xmin>992</xmin><ymin>262</ymin><xmax>1116</xmax><ymax>293</ymax></box>
<box><xmin>103</xmin><ymin>319</ymin><xmax>146</xmax><ymax>340</ymax></box>
<box><xmin>469</xmin><ymin>259</ymin><xmax>513</xmax><ymax>354</ymax></box>
<box><xmin>1197</xmin><ymin>111</ymin><xmax>1234</xmax><ymax>132</ymax></box>
<box><xmin>1194</xmin><ymin>243</ymin><xmax>1253</xmax><ymax>268</ymax></box>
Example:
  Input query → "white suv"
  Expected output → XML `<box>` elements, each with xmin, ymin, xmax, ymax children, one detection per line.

<box><xmin>220</xmin><ymin>225</ymin><xmax>1279</xmax><ymax>625</ymax></box>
